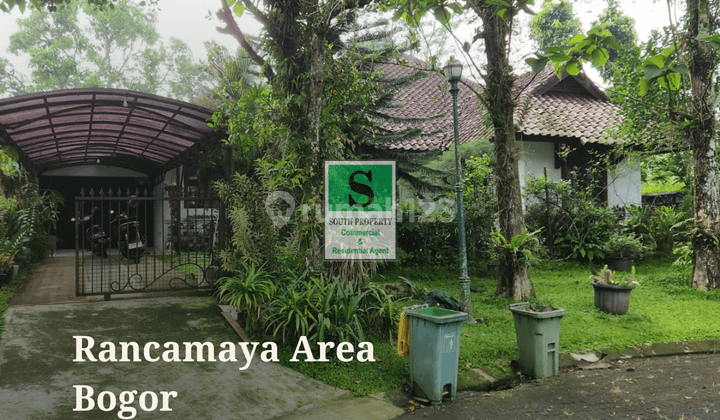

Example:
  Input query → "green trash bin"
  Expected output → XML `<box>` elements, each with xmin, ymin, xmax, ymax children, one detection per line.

<box><xmin>509</xmin><ymin>302</ymin><xmax>565</xmax><ymax>378</ymax></box>
<box><xmin>405</xmin><ymin>305</ymin><xmax>467</xmax><ymax>405</ymax></box>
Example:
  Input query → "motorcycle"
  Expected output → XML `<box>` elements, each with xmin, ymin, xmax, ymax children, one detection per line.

<box><xmin>77</xmin><ymin>207</ymin><xmax>109</xmax><ymax>258</ymax></box>
<box><xmin>112</xmin><ymin>211</ymin><xmax>145</xmax><ymax>264</ymax></box>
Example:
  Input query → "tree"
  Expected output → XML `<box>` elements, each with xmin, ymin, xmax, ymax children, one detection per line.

<box><xmin>683</xmin><ymin>0</ymin><xmax>720</xmax><ymax>290</ymax></box>
<box><xmin>384</xmin><ymin>0</ymin><xmax>537</xmax><ymax>302</ymax></box>
<box><xmin>0</xmin><ymin>0</ymin><xmax>209</xmax><ymax>101</ymax></box>
<box><xmin>0</xmin><ymin>0</ymin><xmax>149</xmax><ymax>13</ymax></box>
<box><xmin>528</xmin><ymin>0</ymin><xmax>581</xmax><ymax>50</ymax></box>
<box><xmin>534</xmin><ymin>1</ymin><xmax>720</xmax><ymax>290</ymax></box>
<box><xmin>590</xmin><ymin>0</ymin><xmax>638</xmax><ymax>82</ymax></box>
<box><xmin>213</xmin><ymin>0</ymin><xmax>441</xmax><ymax>284</ymax></box>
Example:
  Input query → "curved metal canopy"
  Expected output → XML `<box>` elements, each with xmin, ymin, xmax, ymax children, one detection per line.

<box><xmin>0</xmin><ymin>88</ymin><xmax>220</xmax><ymax>177</ymax></box>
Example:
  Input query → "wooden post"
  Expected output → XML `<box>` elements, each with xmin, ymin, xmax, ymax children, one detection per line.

<box><xmin>544</xmin><ymin>167</ymin><xmax>554</xmax><ymax>257</ymax></box>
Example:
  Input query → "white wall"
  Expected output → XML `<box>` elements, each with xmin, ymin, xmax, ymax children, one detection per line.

<box><xmin>517</xmin><ymin>141</ymin><xmax>562</xmax><ymax>187</ymax></box>
<box><xmin>517</xmin><ymin>141</ymin><xmax>561</xmax><ymax>209</ymax></box>
<box><xmin>41</xmin><ymin>165</ymin><xmax>147</xmax><ymax>177</ymax></box>
<box><xmin>607</xmin><ymin>156</ymin><xmax>642</xmax><ymax>209</ymax></box>
<box><xmin>516</xmin><ymin>141</ymin><xmax>641</xmax><ymax>209</ymax></box>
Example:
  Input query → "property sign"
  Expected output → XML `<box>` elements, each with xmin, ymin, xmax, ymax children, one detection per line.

<box><xmin>324</xmin><ymin>160</ymin><xmax>396</xmax><ymax>261</ymax></box>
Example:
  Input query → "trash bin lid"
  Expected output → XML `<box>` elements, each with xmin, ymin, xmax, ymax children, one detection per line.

<box><xmin>509</xmin><ymin>302</ymin><xmax>565</xmax><ymax>319</ymax></box>
<box><xmin>406</xmin><ymin>307</ymin><xmax>468</xmax><ymax>324</ymax></box>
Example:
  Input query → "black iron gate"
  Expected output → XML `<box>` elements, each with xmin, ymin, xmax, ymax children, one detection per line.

<box><xmin>75</xmin><ymin>188</ymin><xmax>223</xmax><ymax>298</ymax></box>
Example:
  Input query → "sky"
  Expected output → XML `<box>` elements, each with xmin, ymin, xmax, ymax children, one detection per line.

<box><xmin>0</xmin><ymin>0</ymin><xmax>680</xmax><ymax>91</ymax></box>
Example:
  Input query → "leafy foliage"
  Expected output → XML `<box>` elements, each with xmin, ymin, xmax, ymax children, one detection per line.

<box><xmin>524</xmin><ymin>176</ymin><xmax>618</xmax><ymax>261</ymax></box>
<box><xmin>591</xmin><ymin>264</ymin><xmax>639</xmax><ymax>287</ymax></box>
<box><xmin>604</xmin><ymin>233</ymin><xmax>643</xmax><ymax>259</ymax></box>
<box><xmin>0</xmin><ymin>147</ymin><xmax>63</xmax><ymax>263</ymax></box>
<box><xmin>214</xmin><ymin>174</ymin><xmax>277</xmax><ymax>271</ymax></box>
<box><xmin>528</xmin><ymin>0</ymin><xmax>582</xmax><ymax>51</ymax></box>
<box><xmin>491</xmin><ymin>229</ymin><xmax>541</xmax><ymax>265</ymax></box>
<box><xmin>590</xmin><ymin>0</ymin><xmax>638</xmax><ymax>82</ymax></box>
<box><xmin>215</xmin><ymin>263</ymin><xmax>276</xmax><ymax>330</ymax></box>
<box><xmin>262</xmin><ymin>274</ymin><xmax>398</xmax><ymax>347</ymax></box>
<box><xmin>1</xmin><ymin>0</ymin><xmax>208</xmax><ymax>100</ymax></box>
<box><xmin>637</xmin><ymin>45</ymin><xmax>687</xmax><ymax>96</ymax></box>
<box><xmin>526</xmin><ymin>26</ymin><xmax>621</xmax><ymax>76</ymax></box>
<box><xmin>396</xmin><ymin>154</ymin><xmax>497</xmax><ymax>266</ymax></box>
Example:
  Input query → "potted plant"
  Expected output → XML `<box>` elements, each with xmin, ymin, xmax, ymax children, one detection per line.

<box><xmin>605</xmin><ymin>233</ymin><xmax>643</xmax><ymax>272</ymax></box>
<box><xmin>590</xmin><ymin>265</ymin><xmax>640</xmax><ymax>315</ymax></box>
<box><xmin>647</xmin><ymin>206</ymin><xmax>685</xmax><ymax>254</ymax></box>
<box><xmin>509</xmin><ymin>302</ymin><xmax>565</xmax><ymax>378</ymax></box>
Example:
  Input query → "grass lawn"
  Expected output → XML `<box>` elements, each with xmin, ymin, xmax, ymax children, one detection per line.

<box><xmin>275</xmin><ymin>257</ymin><xmax>720</xmax><ymax>396</ymax></box>
<box><xmin>642</xmin><ymin>179</ymin><xmax>685</xmax><ymax>195</ymax></box>
<box><xmin>155</xmin><ymin>251</ymin><xmax>212</xmax><ymax>275</ymax></box>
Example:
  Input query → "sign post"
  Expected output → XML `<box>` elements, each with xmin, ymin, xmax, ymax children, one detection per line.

<box><xmin>324</xmin><ymin>160</ymin><xmax>396</xmax><ymax>261</ymax></box>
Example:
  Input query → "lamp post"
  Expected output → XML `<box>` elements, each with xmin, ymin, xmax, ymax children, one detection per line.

<box><xmin>444</xmin><ymin>60</ymin><xmax>474</xmax><ymax>323</ymax></box>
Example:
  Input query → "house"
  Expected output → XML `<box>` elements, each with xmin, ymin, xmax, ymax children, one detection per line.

<box><xmin>380</xmin><ymin>62</ymin><xmax>641</xmax><ymax>209</ymax></box>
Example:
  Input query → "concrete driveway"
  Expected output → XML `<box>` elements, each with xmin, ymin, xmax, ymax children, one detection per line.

<box><xmin>0</xmin><ymin>295</ymin><xmax>403</xmax><ymax>419</ymax></box>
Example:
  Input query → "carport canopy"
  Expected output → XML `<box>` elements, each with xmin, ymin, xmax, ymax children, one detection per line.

<box><xmin>0</xmin><ymin>88</ymin><xmax>222</xmax><ymax>178</ymax></box>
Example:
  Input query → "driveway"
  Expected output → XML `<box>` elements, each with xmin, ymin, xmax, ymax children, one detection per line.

<box><xmin>0</xmin><ymin>295</ymin><xmax>403</xmax><ymax>419</ymax></box>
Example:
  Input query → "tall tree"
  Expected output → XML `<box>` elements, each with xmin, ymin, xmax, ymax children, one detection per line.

<box><xmin>386</xmin><ymin>0</ymin><xmax>536</xmax><ymax>301</ymax></box>
<box><xmin>534</xmin><ymin>0</ymin><xmax>720</xmax><ymax>290</ymax></box>
<box><xmin>590</xmin><ymin>0</ymin><xmax>638</xmax><ymax>82</ymax></box>
<box><xmin>528</xmin><ymin>0</ymin><xmax>581</xmax><ymax>50</ymax></box>
<box><xmin>214</xmin><ymin>0</ymin><xmax>438</xmax><ymax>280</ymax></box>
<box><xmin>1</xmin><ymin>0</ymin><xmax>209</xmax><ymax>100</ymax></box>
<box><xmin>684</xmin><ymin>0</ymin><xmax>720</xmax><ymax>290</ymax></box>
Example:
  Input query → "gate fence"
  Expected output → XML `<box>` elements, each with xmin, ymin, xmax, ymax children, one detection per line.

<box><xmin>75</xmin><ymin>187</ymin><xmax>224</xmax><ymax>298</ymax></box>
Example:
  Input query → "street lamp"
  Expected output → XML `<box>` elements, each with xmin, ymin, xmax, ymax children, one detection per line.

<box><xmin>443</xmin><ymin>60</ymin><xmax>474</xmax><ymax>324</ymax></box>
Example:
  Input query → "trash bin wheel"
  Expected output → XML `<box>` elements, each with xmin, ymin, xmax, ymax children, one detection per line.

<box><xmin>510</xmin><ymin>359</ymin><xmax>521</xmax><ymax>372</ymax></box>
<box><xmin>401</xmin><ymin>382</ymin><xmax>414</xmax><ymax>398</ymax></box>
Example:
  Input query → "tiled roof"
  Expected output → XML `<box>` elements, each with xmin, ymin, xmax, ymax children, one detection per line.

<box><xmin>382</xmin><ymin>62</ymin><xmax>623</xmax><ymax>151</ymax></box>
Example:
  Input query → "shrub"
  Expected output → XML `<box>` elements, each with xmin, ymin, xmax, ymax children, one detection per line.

<box><xmin>647</xmin><ymin>206</ymin><xmax>686</xmax><ymax>245</ymax></box>
<box><xmin>605</xmin><ymin>233</ymin><xmax>644</xmax><ymax>259</ymax></box>
<box><xmin>396</xmin><ymin>155</ymin><xmax>496</xmax><ymax>266</ymax></box>
<box><xmin>261</xmin><ymin>274</ymin><xmax>398</xmax><ymax>348</ymax></box>
<box><xmin>215</xmin><ymin>263</ymin><xmax>276</xmax><ymax>330</ymax></box>
<box><xmin>214</xmin><ymin>174</ymin><xmax>277</xmax><ymax>271</ymax></box>
<box><xmin>396</xmin><ymin>201</ymin><xmax>456</xmax><ymax>266</ymax></box>
<box><xmin>525</xmin><ymin>176</ymin><xmax>618</xmax><ymax>261</ymax></box>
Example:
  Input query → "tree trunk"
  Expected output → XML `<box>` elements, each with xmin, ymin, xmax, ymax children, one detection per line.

<box><xmin>480</xmin><ymin>6</ymin><xmax>533</xmax><ymax>300</ymax></box>
<box><xmin>686</xmin><ymin>0</ymin><xmax>720</xmax><ymax>290</ymax></box>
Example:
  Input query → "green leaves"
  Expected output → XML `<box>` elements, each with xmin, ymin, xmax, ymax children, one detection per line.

<box><xmin>226</xmin><ymin>0</ymin><xmax>244</xmax><ymax>17</ymax></box>
<box><xmin>525</xmin><ymin>56</ymin><xmax>548</xmax><ymax>74</ymax></box>
<box><xmin>526</xmin><ymin>26</ymin><xmax>620</xmax><ymax>78</ymax></box>
<box><xmin>697</xmin><ymin>32</ymin><xmax>720</xmax><ymax>50</ymax></box>
<box><xmin>637</xmin><ymin>45</ymin><xmax>687</xmax><ymax>97</ymax></box>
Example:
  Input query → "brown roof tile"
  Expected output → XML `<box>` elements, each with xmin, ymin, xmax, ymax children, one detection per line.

<box><xmin>381</xmin><ymin>62</ymin><xmax>623</xmax><ymax>151</ymax></box>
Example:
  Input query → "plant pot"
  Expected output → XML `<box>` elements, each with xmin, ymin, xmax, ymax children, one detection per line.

<box><xmin>591</xmin><ymin>281</ymin><xmax>635</xmax><ymax>315</ymax></box>
<box><xmin>0</xmin><ymin>266</ymin><xmax>15</xmax><ymax>286</ymax></box>
<box><xmin>610</xmin><ymin>257</ymin><xmax>634</xmax><ymax>272</ymax></box>
<box><xmin>508</xmin><ymin>302</ymin><xmax>565</xmax><ymax>378</ymax></box>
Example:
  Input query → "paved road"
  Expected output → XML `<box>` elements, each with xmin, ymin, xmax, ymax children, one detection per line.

<box><xmin>395</xmin><ymin>353</ymin><xmax>720</xmax><ymax>420</ymax></box>
<box><xmin>0</xmin><ymin>297</ymin><xmax>402</xmax><ymax>420</ymax></box>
